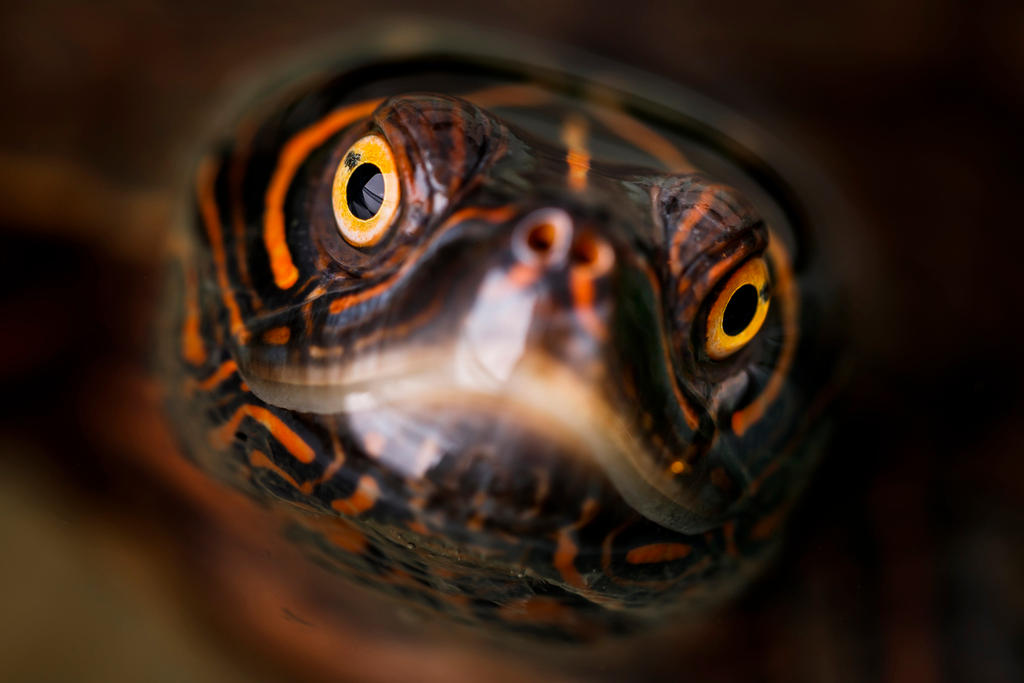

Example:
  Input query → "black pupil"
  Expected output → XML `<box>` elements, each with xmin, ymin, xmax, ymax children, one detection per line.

<box><xmin>722</xmin><ymin>284</ymin><xmax>759</xmax><ymax>336</ymax></box>
<box><xmin>346</xmin><ymin>163</ymin><xmax>385</xmax><ymax>220</ymax></box>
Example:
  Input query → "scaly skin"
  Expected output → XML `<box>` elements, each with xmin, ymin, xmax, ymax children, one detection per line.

<box><xmin>161</xmin><ymin>54</ymin><xmax>839</xmax><ymax>641</ymax></box>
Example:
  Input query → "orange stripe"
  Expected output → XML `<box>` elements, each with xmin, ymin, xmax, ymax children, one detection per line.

<box><xmin>669</xmin><ymin>188</ymin><xmax>715</xmax><ymax>276</ymax></box>
<box><xmin>185</xmin><ymin>359</ymin><xmax>238</xmax><ymax>396</ymax></box>
<box><xmin>462</xmin><ymin>83</ymin><xmax>553</xmax><ymax>108</ymax></box>
<box><xmin>328</xmin><ymin>278</ymin><xmax>395</xmax><ymax>315</ymax></box>
<box><xmin>561</xmin><ymin>114</ymin><xmax>590</xmax><ymax>191</ymax></box>
<box><xmin>569</xmin><ymin>270</ymin><xmax>607</xmax><ymax>341</ymax></box>
<box><xmin>663</xmin><ymin>350</ymin><xmax>700</xmax><ymax>431</ymax></box>
<box><xmin>625</xmin><ymin>542</ymin><xmax>692</xmax><ymax>564</ymax></box>
<box><xmin>750</xmin><ymin>506</ymin><xmax>787</xmax><ymax>540</ymax></box>
<box><xmin>732</xmin><ymin>235</ymin><xmax>798</xmax><ymax>435</ymax></box>
<box><xmin>553</xmin><ymin>531</ymin><xmax>586</xmax><ymax>589</ymax></box>
<box><xmin>197</xmin><ymin>158</ymin><xmax>247</xmax><ymax>339</ymax></box>
<box><xmin>262</xmin><ymin>326</ymin><xmax>291</xmax><ymax>344</ymax></box>
<box><xmin>212</xmin><ymin>404</ymin><xmax>315</xmax><ymax>464</ymax></box>
<box><xmin>442</xmin><ymin>205</ymin><xmax>517</xmax><ymax>226</ymax></box>
<box><xmin>228</xmin><ymin>118</ymin><xmax>262</xmax><ymax>311</ymax></box>
<box><xmin>330</xmin><ymin>475</ymin><xmax>379</xmax><ymax>515</ymax></box>
<box><xmin>248</xmin><ymin>449</ymin><xmax>313</xmax><ymax>494</ymax></box>
<box><xmin>326</xmin><ymin>518</ymin><xmax>367</xmax><ymax>553</ymax></box>
<box><xmin>314</xmin><ymin>422</ymin><xmax>347</xmax><ymax>485</ymax></box>
<box><xmin>264</xmin><ymin>99</ymin><xmax>383</xmax><ymax>290</ymax></box>
<box><xmin>590</xmin><ymin>105</ymin><xmax>695</xmax><ymax>173</ymax></box>
<box><xmin>180</xmin><ymin>260</ymin><xmax>206</xmax><ymax>366</ymax></box>
<box><xmin>703</xmin><ymin>256</ymin><xmax>735</xmax><ymax>290</ymax></box>
<box><xmin>645</xmin><ymin>266</ymin><xmax>701</xmax><ymax>431</ymax></box>
<box><xmin>553</xmin><ymin>498</ymin><xmax>599</xmax><ymax>589</ymax></box>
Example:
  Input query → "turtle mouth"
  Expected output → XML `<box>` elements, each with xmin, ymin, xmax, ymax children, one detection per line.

<box><xmin>242</xmin><ymin>347</ymin><xmax>717</xmax><ymax>535</ymax></box>
<box><xmin>244</xmin><ymin>347</ymin><xmax>628</xmax><ymax>522</ymax></box>
<box><xmin>242</xmin><ymin>345</ymin><xmax>623</xmax><ymax>466</ymax></box>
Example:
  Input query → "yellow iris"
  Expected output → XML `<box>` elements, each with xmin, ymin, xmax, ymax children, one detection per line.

<box><xmin>704</xmin><ymin>257</ymin><xmax>771</xmax><ymax>360</ymax></box>
<box><xmin>331</xmin><ymin>134</ymin><xmax>401</xmax><ymax>247</ymax></box>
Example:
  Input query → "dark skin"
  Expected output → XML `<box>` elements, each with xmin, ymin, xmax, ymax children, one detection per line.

<box><xmin>160</xmin><ymin>81</ymin><xmax>830</xmax><ymax>643</ymax></box>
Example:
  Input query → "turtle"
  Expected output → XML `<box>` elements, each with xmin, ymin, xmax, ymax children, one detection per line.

<box><xmin>157</xmin><ymin>27</ymin><xmax>842</xmax><ymax>646</ymax></box>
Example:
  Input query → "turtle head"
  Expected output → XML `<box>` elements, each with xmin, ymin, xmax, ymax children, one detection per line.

<box><xmin>168</xmin><ymin>84</ymin><xmax>832</xmax><ymax>636</ymax></box>
<box><xmin>227</xmin><ymin>94</ymin><xmax>796</xmax><ymax>535</ymax></box>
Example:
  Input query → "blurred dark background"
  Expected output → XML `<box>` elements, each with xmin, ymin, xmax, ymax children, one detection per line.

<box><xmin>0</xmin><ymin>1</ymin><xmax>1021</xmax><ymax>681</ymax></box>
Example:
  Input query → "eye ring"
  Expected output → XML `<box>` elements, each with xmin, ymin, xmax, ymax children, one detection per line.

<box><xmin>704</xmin><ymin>257</ymin><xmax>771</xmax><ymax>360</ymax></box>
<box><xmin>331</xmin><ymin>134</ymin><xmax>401</xmax><ymax>247</ymax></box>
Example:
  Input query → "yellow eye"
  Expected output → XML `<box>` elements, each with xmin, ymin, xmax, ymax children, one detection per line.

<box><xmin>705</xmin><ymin>257</ymin><xmax>771</xmax><ymax>360</ymax></box>
<box><xmin>331</xmin><ymin>134</ymin><xmax>400</xmax><ymax>247</ymax></box>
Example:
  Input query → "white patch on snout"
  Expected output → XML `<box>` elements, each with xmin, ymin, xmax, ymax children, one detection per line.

<box><xmin>454</xmin><ymin>269</ymin><xmax>539</xmax><ymax>389</ymax></box>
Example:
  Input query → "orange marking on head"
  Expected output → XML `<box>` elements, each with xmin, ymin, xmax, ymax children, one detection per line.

<box><xmin>498</xmin><ymin>596</ymin><xmax>574</xmax><ymax>624</ymax></box>
<box><xmin>441</xmin><ymin>205</ymin><xmax>517</xmax><ymax>226</ymax></box>
<box><xmin>228</xmin><ymin>118</ymin><xmax>262</xmax><ymax>311</ymax></box>
<box><xmin>639</xmin><ymin>264</ymin><xmax>702</xmax><ymax>431</ymax></box>
<box><xmin>669</xmin><ymin>189</ymin><xmax>715</xmax><ymax>276</ymax></box>
<box><xmin>264</xmin><ymin>99</ymin><xmax>383</xmax><ymax>290</ymax></box>
<box><xmin>659</xmin><ymin>320</ymin><xmax>701</xmax><ymax>431</ymax></box>
<box><xmin>180</xmin><ymin>260</ymin><xmax>206</xmax><ymax>366</ymax></box>
<box><xmin>463</xmin><ymin>83</ymin><xmax>553</xmax><ymax>108</ymax></box>
<box><xmin>248</xmin><ymin>450</ymin><xmax>313</xmax><ymax>495</ymax></box>
<box><xmin>330</xmin><ymin>475</ymin><xmax>379</xmax><ymax>516</ymax></box>
<box><xmin>197</xmin><ymin>157</ymin><xmax>247</xmax><ymax>339</ymax></box>
<box><xmin>314</xmin><ymin>425</ymin><xmax>346</xmax><ymax>485</ymax></box>
<box><xmin>569</xmin><ymin>270</ymin><xmax>607</xmax><ymax>341</ymax></box>
<box><xmin>574</xmin><ymin>498</ymin><xmax>600</xmax><ymax>530</ymax></box>
<box><xmin>185</xmin><ymin>359</ymin><xmax>238</xmax><ymax>396</ymax></box>
<box><xmin>406</xmin><ymin>519</ymin><xmax>431</xmax><ymax>536</ymax></box>
<box><xmin>590</xmin><ymin>105</ymin><xmax>695</xmax><ymax>173</ymax></box>
<box><xmin>751</xmin><ymin>506</ymin><xmax>788</xmax><ymax>540</ymax></box>
<box><xmin>571</xmin><ymin>270</ymin><xmax>595</xmax><ymax>308</ymax></box>
<box><xmin>561</xmin><ymin>114</ymin><xmax>590</xmax><ymax>191</ymax></box>
<box><xmin>262</xmin><ymin>326</ymin><xmax>291</xmax><ymax>344</ymax></box>
<box><xmin>553</xmin><ymin>531</ymin><xmax>586</xmax><ymax>589</ymax></box>
<box><xmin>553</xmin><ymin>498</ymin><xmax>599</xmax><ymax>589</ymax></box>
<box><xmin>328</xmin><ymin>278</ymin><xmax>394</xmax><ymax>315</ymax></box>
<box><xmin>212</xmin><ymin>405</ymin><xmax>315</xmax><ymax>464</ymax></box>
<box><xmin>326</xmin><ymin>518</ymin><xmax>367</xmax><ymax>553</ymax></box>
<box><xmin>625</xmin><ymin>542</ymin><xmax>692</xmax><ymax>565</ymax></box>
<box><xmin>669</xmin><ymin>459</ymin><xmax>687</xmax><ymax>475</ymax></box>
<box><xmin>732</xmin><ymin>235</ymin><xmax>799</xmax><ymax>435</ymax></box>
<box><xmin>600</xmin><ymin>519</ymin><xmax>631</xmax><ymax>575</ymax></box>
<box><xmin>705</xmin><ymin>257</ymin><xmax>735</xmax><ymax>288</ymax></box>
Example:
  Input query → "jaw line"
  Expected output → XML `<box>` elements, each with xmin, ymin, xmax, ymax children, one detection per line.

<box><xmin>242</xmin><ymin>347</ymin><xmax>717</xmax><ymax>535</ymax></box>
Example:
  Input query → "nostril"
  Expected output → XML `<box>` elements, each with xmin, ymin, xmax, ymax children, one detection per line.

<box><xmin>526</xmin><ymin>222</ymin><xmax>557</xmax><ymax>253</ymax></box>
<box><xmin>570</xmin><ymin>233</ymin><xmax>615</xmax><ymax>276</ymax></box>
<box><xmin>512</xmin><ymin>209</ymin><xmax>573</xmax><ymax>265</ymax></box>
<box><xmin>570</xmin><ymin>233</ymin><xmax>600</xmax><ymax>265</ymax></box>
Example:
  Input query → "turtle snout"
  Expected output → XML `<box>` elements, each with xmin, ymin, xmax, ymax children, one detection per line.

<box><xmin>511</xmin><ymin>208</ymin><xmax>574</xmax><ymax>266</ymax></box>
<box><xmin>452</xmin><ymin>207</ymin><xmax>619</xmax><ymax>392</ymax></box>
<box><xmin>510</xmin><ymin>208</ymin><xmax>617</xmax><ymax>278</ymax></box>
